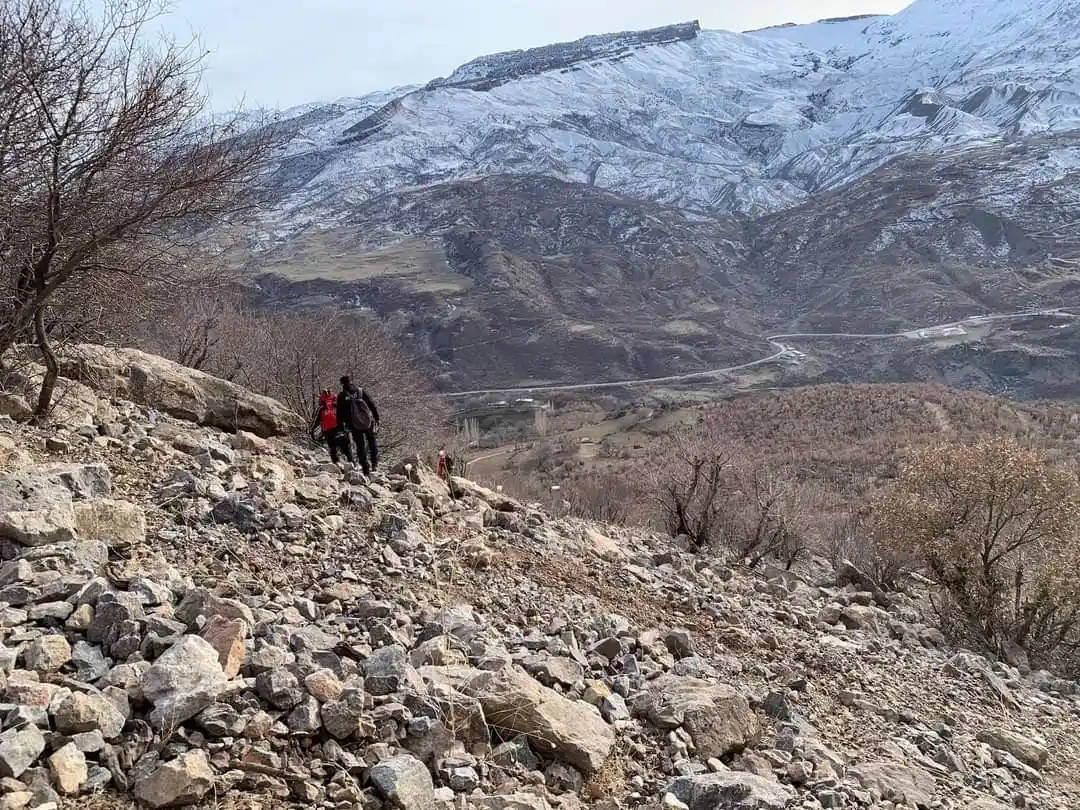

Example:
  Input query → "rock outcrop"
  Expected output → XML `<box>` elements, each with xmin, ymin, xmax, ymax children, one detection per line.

<box><xmin>56</xmin><ymin>344</ymin><xmax>302</xmax><ymax>437</ymax></box>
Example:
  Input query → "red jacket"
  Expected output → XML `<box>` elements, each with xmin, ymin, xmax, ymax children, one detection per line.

<box><xmin>318</xmin><ymin>393</ymin><xmax>338</xmax><ymax>432</ymax></box>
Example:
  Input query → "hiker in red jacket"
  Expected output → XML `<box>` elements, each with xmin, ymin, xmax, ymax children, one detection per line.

<box><xmin>310</xmin><ymin>389</ymin><xmax>353</xmax><ymax>465</ymax></box>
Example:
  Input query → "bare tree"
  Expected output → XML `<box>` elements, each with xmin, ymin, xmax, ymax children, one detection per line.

<box><xmin>652</xmin><ymin>426</ymin><xmax>732</xmax><ymax>549</ymax></box>
<box><xmin>0</xmin><ymin>0</ymin><xmax>274</xmax><ymax>415</ymax></box>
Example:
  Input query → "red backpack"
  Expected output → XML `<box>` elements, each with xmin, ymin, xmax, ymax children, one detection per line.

<box><xmin>318</xmin><ymin>391</ymin><xmax>338</xmax><ymax>432</ymax></box>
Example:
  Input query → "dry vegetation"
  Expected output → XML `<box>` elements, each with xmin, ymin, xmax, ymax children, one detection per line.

<box><xmin>476</xmin><ymin>383</ymin><xmax>1080</xmax><ymax>670</ymax></box>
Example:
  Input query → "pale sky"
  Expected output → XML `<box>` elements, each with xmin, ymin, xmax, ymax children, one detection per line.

<box><xmin>156</xmin><ymin>0</ymin><xmax>912</xmax><ymax>111</ymax></box>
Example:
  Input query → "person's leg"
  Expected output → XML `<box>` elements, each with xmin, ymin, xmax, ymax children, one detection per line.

<box><xmin>352</xmin><ymin>429</ymin><xmax>371</xmax><ymax>474</ymax></box>
<box><xmin>365</xmin><ymin>429</ymin><xmax>379</xmax><ymax>471</ymax></box>
<box><xmin>328</xmin><ymin>439</ymin><xmax>339</xmax><ymax>464</ymax></box>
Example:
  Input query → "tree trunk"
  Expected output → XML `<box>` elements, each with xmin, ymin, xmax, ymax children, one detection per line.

<box><xmin>32</xmin><ymin>308</ymin><xmax>59</xmax><ymax>420</ymax></box>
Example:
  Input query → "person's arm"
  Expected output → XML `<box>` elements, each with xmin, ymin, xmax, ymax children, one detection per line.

<box><xmin>362</xmin><ymin>390</ymin><xmax>379</xmax><ymax>424</ymax></box>
<box><xmin>335</xmin><ymin>393</ymin><xmax>348</xmax><ymax>426</ymax></box>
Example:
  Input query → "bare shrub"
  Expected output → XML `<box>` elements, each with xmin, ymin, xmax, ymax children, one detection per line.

<box><xmin>872</xmin><ymin>438</ymin><xmax>1080</xmax><ymax>668</ymax></box>
<box><xmin>565</xmin><ymin>470</ymin><xmax>644</xmax><ymax>525</ymax></box>
<box><xmin>0</xmin><ymin>0</ymin><xmax>274</xmax><ymax>415</ymax></box>
<box><xmin>652</xmin><ymin>426</ymin><xmax>809</xmax><ymax>566</ymax></box>
<box><xmin>826</xmin><ymin>507</ymin><xmax>920</xmax><ymax>591</ymax></box>
<box><xmin>651</xmin><ymin>427</ymin><xmax>731</xmax><ymax>549</ymax></box>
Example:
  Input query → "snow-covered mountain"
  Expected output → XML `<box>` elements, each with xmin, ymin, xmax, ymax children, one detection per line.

<box><xmin>252</xmin><ymin>0</ymin><xmax>1080</xmax><ymax>238</ymax></box>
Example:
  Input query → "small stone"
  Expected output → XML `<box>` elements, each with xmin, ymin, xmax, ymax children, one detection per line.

<box><xmin>47</xmin><ymin>744</ymin><xmax>87</xmax><ymax>796</ymax></box>
<box><xmin>132</xmin><ymin>749</ymin><xmax>215</xmax><ymax>808</ymax></box>
<box><xmin>22</xmin><ymin>636</ymin><xmax>71</xmax><ymax>673</ymax></box>
<box><xmin>53</xmin><ymin>692</ymin><xmax>126</xmax><ymax>740</ymax></box>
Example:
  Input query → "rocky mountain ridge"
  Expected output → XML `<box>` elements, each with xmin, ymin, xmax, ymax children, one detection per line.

<box><xmin>0</xmin><ymin>349</ymin><xmax>1078</xmax><ymax>808</ymax></box>
<box><xmin>249</xmin><ymin>0</ymin><xmax>1080</xmax><ymax>239</ymax></box>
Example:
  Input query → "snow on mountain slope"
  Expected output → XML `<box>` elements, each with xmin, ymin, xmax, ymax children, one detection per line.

<box><xmin>252</xmin><ymin>0</ymin><xmax>1080</xmax><ymax>240</ymax></box>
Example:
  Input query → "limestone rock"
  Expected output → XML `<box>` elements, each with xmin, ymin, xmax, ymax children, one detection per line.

<box><xmin>133</xmin><ymin>749</ymin><xmax>215</xmax><ymax>808</ymax></box>
<box><xmin>464</xmin><ymin>666</ymin><xmax>614</xmax><ymax>774</ymax></box>
<box><xmin>22</xmin><ymin>635</ymin><xmax>72</xmax><ymax>673</ymax></box>
<box><xmin>58</xmin><ymin>344</ymin><xmax>302</xmax><ymax>437</ymax></box>
<box><xmin>198</xmin><ymin>615</ymin><xmax>247</xmax><ymax>679</ymax></box>
<box><xmin>72</xmin><ymin>499</ymin><xmax>146</xmax><ymax>551</ymax></box>
<box><xmin>53</xmin><ymin>691</ymin><xmax>126</xmax><ymax>740</ymax></box>
<box><xmin>141</xmin><ymin>636</ymin><xmax>227</xmax><ymax>728</ymax></box>
<box><xmin>48</xmin><ymin>744</ymin><xmax>88</xmax><ymax>796</ymax></box>
<box><xmin>638</xmin><ymin>675</ymin><xmax>762</xmax><ymax>759</ymax></box>
<box><xmin>368</xmin><ymin>755</ymin><xmax>436</xmax><ymax>809</ymax></box>
<box><xmin>850</xmin><ymin>761</ymin><xmax>936</xmax><ymax>808</ymax></box>
<box><xmin>976</xmin><ymin>728</ymin><xmax>1049</xmax><ymax>771</ymax></box>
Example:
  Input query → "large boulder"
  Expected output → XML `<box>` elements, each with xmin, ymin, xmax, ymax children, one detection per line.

<box><xmin>637</xmin><ymin>675</ymin><xmax>762</xmax><ymax>759</ymax></box>
<box><xmin>850</xmin><ymin>762</ymin><xmax>936</xmax><ymax>809</ymax></box>
<box><xmin>666</xmin><ymin>772</ymin><xmax>796</xmax><ymax>810</ymax></box>
<box><xmin>463</xmin><ymin>666</ymin><xmax>614</xmax><ymax>774</ymax></box>
<box><xmin>57</xmin><ymin>344</ymin><xmax>302</xmax><ymax>437</ymax></box>
<box><xmin>975</xmin><ymin>728</ymin><xmax>1049</xmax><ymax>771</ymax></box>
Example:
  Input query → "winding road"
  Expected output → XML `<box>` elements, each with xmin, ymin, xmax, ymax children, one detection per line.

<box><xmin>438</xmin><ymin>308</ymin><xmax>1077</xmax><ymax>399</ymax></box>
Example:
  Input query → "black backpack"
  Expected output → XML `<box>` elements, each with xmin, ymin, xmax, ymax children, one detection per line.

<box><xmin>344</xmin><ymin>387</ymin><xmax>373</xmax><ymax>430</ymax></box>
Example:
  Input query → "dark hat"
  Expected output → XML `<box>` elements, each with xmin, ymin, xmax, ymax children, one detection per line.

<box><xmin>340</xmin><ymin>375</ymin><xmax>350</xmax><ymax>387</ymax></box>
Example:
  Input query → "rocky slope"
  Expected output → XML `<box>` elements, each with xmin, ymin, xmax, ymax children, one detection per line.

<box><xmin>0</xmin><ymin>352</ymin><xmax>1078</xmax><ymax>809</ymax></box>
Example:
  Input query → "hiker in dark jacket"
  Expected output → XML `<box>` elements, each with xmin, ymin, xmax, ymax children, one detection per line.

<box><xmin>336</xmin><ymin>376</ymin><xmax>380</xmax><ymax>475</ymax></box>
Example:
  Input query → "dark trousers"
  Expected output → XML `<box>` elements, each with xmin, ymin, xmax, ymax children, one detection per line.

<box><xmin>350</xmin><ymin>428</ymin><xmax>379</xmax><ymax>473</ymax></box>
<box><xmin>326</xmin><ymin>429</ymin><xmax>353</xmax><ymax>464</ymax></box>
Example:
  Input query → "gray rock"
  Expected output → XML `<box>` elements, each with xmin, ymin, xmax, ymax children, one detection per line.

<box><xmin>320</xmin><ymin>688</ymin><xmax>367</xmax><ymax>740</ymax></box>
<box><xmin>976</xmin><ymin>728</ymin><xmax>1049</xmax><ymax>771</ymax></box>
<box><xmin>132</xmin><ymin>749</ymin><xmax>216</xmax><ymax>808</ymax></box>
<box><xmin>255</xmin><ymin>669</ymin><xmax>303</xmax><ymax>710</ymax></box>
<box><xmin>369</xmin><ymin>755</ymin><xmax>436</xmax><ymax>809</ymax></box>
<box><xmin>364</xmin><ymin>645</ymin><xmax>415</xmax><ymax>696</ymax></box>
<box><xmin>850</xmin><ymin>761</ymin><xmax>936</xmax><ymax>809</ymax></box>
<box><xmin>464</xmin><ymin>666</ymin><xmax>614</xmax><ymax>774</ymax></box>
<box><xmin>0</xmin><ymin>725</ymin><xmax>45</xmax><ymax>778</ymax></box>
<box><xmin>666</xmin><ymin>771</ymin><xmax>796</xmax><ymax>810</ymax></box>
<box><xmin>53</xmin><ymin>691</ymin><xmax>126</xmax><ymax>740</ymax></box>
<box><xmin>71</xmin><ymin>642</ymin><xmax>111</xmax><ymax>682</ymax></box>
<box><xmin>22</xmin><ymin>636</ymin><xmax>71</xmax><ymax>673</ymax></box>
<box><xmin>141</xmin><ymin>635</ymin><xmax>227</xmax><ymax>728</ymax></box>
<box><xmin>638</xmin><ymin>675</ymin><xmax>762</xmax><ymax>760</ymax></box>
<box><xmin>289</xmin><ymin>624</ymin><xmax>339</xmax><ymax>652</ymax></box>
<box><xmin>173</xmin><ymin>588</ymin><xmax>254</xmax><ymax>630</ymax></box>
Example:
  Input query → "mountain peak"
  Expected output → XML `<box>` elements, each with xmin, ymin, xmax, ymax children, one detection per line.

<box><xmin>426</xmin><ymin>21</ymin><xmax>701</xmax><ymax>92</ymax></box>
